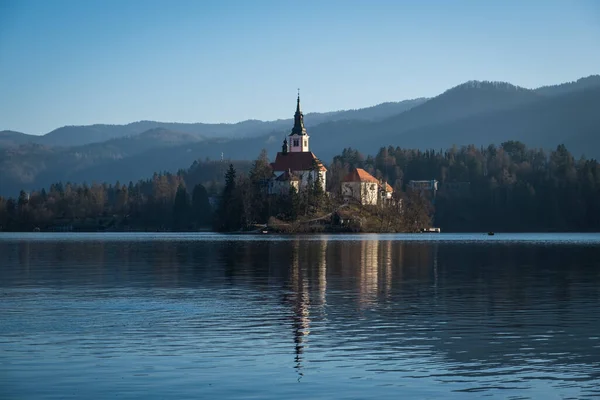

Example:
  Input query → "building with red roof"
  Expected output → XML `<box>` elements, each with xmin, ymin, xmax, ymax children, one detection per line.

<box><xmin>342</xmin><ymin>168</ymin><xmax>394</xmax><ymax>205</ymax></box>
<box><xmin>269</xmin><ymin>94</ymin><xmax>327</xmax><ymax>194</ymax></box>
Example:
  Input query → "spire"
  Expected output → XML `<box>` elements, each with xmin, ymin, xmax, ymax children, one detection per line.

<box><xmin>290</xmin><ymin>89</ymin><xmax>307</xmax><ymax>136</ymax></box>
<box><xmin>296</xmin><ymin>88</ymin><xmax>301</xmax><ymax>113</ymax></box>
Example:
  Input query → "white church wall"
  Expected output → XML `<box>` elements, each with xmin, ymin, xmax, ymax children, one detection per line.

<box><xmin>272</xmin><ymin>170</ymin><xmax>325</xmax><ymax>193</ymax></box>
<box><xmin>342</xmin><ymin>182</ymin><xmax>378</xmax><ymax>205</ymax></box>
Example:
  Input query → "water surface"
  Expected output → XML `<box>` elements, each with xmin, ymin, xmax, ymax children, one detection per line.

<box><xmin>1</xmin><ymin>233</ymin><xmax>599</xmax><ymax>399</ymax></box>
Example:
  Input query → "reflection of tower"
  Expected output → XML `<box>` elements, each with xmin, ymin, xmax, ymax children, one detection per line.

<box><xmin>287</xmin><ymin>239</ymin><xmax>310</xmax><ymax>381</ymax></box>
<box><xmin>359</xmin><ymin>240</ymin><xmax>379</xmax><ymax>305</ymax></box>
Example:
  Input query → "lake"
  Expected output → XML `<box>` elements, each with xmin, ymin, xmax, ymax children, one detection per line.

<box><xmin>1</xmin><ymin>233</ymin><xmax>599</xmax><ymax>399</ymax></box>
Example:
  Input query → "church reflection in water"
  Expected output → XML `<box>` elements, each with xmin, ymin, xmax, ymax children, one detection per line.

<box><xmin>4</xmin><ymin>236</ymin><xmax>599</xmax><ymax>377</ymax></box>
<box><xmin>290</xmin><ymin>240</ymin><xmax>310</xmax><ymax>379</ymax></box>
<box><xmin>280</xmin><ymin>237</ymin><xmax>439</xmax><ymax>377</ymax></box>
<box><xmin>282</xmin><ymin>239</ymin><xmax>328</xmax><ymax>380</ymax></box>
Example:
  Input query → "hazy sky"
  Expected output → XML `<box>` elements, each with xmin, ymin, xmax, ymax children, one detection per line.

<box><xmin>1</xmin><ymin>0</ymin><xmax>599</xmax><ymax>134</ymax></box>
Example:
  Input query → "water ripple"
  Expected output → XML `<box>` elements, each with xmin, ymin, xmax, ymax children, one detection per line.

<box><xmin>1</xmin><ymin>234</ymin><xmax>599</xmax><ymax>399</ymax></box>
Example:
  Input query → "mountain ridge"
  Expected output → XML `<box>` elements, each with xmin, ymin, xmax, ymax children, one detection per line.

<box><xmin>2</xmin><ymin>75</ymin><xmax>598</xmax><ymax>150</ymax></box>
<box><xmin>0</xmin><ymin>98</ymin><xmax>428</xmax><ymax>148</ymax></box>
<box><xmin>534</xmin><ymin>75</ymin><xmax>600</xmax><ymax>96</ymax></box>
<box><xmin>1</xmin><ymin>75</ymin><xmax>599</xmax><ymax>196</ymax></box>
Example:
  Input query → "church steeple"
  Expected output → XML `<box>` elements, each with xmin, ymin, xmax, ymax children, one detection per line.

<box><xmin>290</xmin><ymin>90</ymin><xmax>307</xmax><ymax>136</ymax></box>
<box><xmin>288</xmin><ymin>90</ymin><xmax>310</xmax><ymax>153</ymax></box>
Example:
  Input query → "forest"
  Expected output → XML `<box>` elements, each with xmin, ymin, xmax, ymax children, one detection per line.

<box><xmin>328</xmin><ymin>141</ymin><xmax>600</xmax><ymax>231</ymax></box>
<box><xmin>0</xmin><ymin>141</ymin><xmax>599</xmax><ymax>232</ymax></box>
<box><xmin>0</xmin><ymin>159</ymin><xmax>250</xmax><ymax>232</ymax></box>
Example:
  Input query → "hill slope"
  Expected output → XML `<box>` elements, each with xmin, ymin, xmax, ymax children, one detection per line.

<box><xmin>306</xmin><ymin>81</ymin><xmax>554</xmax><ymax>158</ymax></box>
<box><xmin>0</xmin><ymin>131</ymin><xmax>40</xmax><ymax>148</ymax></box>
<box><xmin>2</xmin><ymin>77</ymin><xmax>599</xmax><ymax>196</ymax></box>
<box><xmin>1</xmin><ymin>98</ymin><xmax>428</xmax><ymax>149</ymax></box>
<box><xmin>365</xmin><ymin>86</ymin><xmax>600</xmax><ymax>157</ymax></box>
<box><xmin>535</xmin><ymin>75</ymin><xmax>600</xmax><ymax>96</ymax></box>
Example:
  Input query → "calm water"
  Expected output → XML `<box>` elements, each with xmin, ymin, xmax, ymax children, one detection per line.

<box><xmin>1</xmin><ymin>233</ymin><xmax>599</xmax><ymax>399</ymax></box>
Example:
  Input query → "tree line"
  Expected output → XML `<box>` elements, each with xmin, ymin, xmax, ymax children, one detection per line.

<box><xmin>328</xmin><ymin>142</ymin><xmax>600</xmax><ymax>231</ymax></box>
<box><xmin>1</xmin><ymin>141</ymin><xmax>598</xmax><ymax>232</ymax></box>
<box><xmin>0</xmin><ymin>171</ymin><xmax>215</xmax><ymax>232</ymax></box>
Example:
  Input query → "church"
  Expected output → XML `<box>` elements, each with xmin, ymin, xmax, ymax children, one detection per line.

<box><xmin>269</xmin><ymin>94</ymin><xmax>327</xmax><ymax>195</ymax></box>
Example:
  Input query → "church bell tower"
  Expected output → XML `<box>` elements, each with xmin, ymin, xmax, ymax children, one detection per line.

<box><xmin>288</xmin><ymin>91</ymin><xmax>309</xmax><ymax>153</ymax></box>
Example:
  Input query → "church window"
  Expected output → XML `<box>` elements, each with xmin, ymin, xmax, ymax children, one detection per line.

<box><xmin>304</xmin><ymin>140</ymin><xmax>307</xmax><ymax>146</ymax></box>
<box><xmin>293</xmin><ymin>139</ymin><xmax>299</xmax><ymax>147</ymax></box>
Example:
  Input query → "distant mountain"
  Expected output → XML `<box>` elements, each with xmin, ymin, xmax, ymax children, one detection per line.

<box><xmin>362</xmin><ymin>86</ymin><xmax>600</xmax><ymax>158</ymax></box>
<box><xmin>535</xmin><ymin>75</ymin><xmax>600</xmax><ymax>96</ymax></box>
<box><xmin>34</xmin><ymin>120</ymin><xmax>290</xmax><ymax>147</ymax></box>
<box><xmin>70</xmin><ymin>128</ymin><xmax>205</xmax><ymax>158</ymax></box>
<box><xmin>300</xmin><ymin>98</ymin><xmax>428</xmax><ymax>125</ymax></box>
<box><xmin>0</xmin><ymin>130</ymin><xmax>39</xmax><ymax>148</ymax></box>
<box><xmin>0</xmin><ymin>128</ymin><xmax>206</xmax><ymax>195</ymax></box>
<box><xmin>2</xmin><ymin>76</ymin><xmax>599</xmax><ymax>197</ymax></box>
<box><xmin>126</xmin><ymin>80</ymin><xmax>600</xmax><ymax>174</ymax></box>
<box><xmin>228</xmin><ymin>80</ymin><xmax>600</xmax><ymax>162</ymax></box>
<box><xmin>372</xmin><ymin>81</ymin><xmax>542</xmax><ymax>133</ymax></box>
<box><xmin>0</xmin><ymin>99</ymin><xmax>427</xmax><ymax>149</ymax></box>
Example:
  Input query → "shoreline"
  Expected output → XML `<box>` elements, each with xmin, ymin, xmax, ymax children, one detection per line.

<box><xmin>2</xmin><ymin>229</ymin><xmax>599</xmax><ymax>234</ymax></box>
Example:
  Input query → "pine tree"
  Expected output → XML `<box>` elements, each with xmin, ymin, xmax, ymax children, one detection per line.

<box><xmin>312</xmin><ymin>168</ymin><xmax>326</xmax><ymax>211</ymax></box>
<box><xmin>191</xmin><ymin>184</ymin><xmax>212</xmax><ymax>228</ymax></box>
<box><xmin>216</xmin><ymin>164</ymin><xmax>243</xmax><ymax>231</ymax></box>
<box><xmin>173</xmin><ymin>184</ymin><xmax>191</xmax><ymax>230</ymax></box>
<box><xmin>18</xmin><ymin>190</ymin><xmax>28</xmax><ymax>207</ymax></box>
<box><xmin>248</xmin><ymin>149</ymin><xmax>272</xmax><ymax>223</ymax></box>
<box><xmin>288</xmin><ymin>186</ymin><xmax>300</xmax><ymax>220</ymax></box>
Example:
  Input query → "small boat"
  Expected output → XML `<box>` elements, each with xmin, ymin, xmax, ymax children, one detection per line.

<box><xmin>261</xmin><ymin>229</ymin><xmax>269</xmax><ymax>234</ymax></box>
<box><xmin>488</xmin><ymin>232</ymin><xmax>495</xmax><ymax>236</ymax></box>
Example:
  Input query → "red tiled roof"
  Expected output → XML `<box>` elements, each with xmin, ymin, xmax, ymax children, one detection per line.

<box><xmin>342</xmin><ymin>168</ymin><xmax>379</xmax><ymax>183</ymax></box>
<box><xmin>382</xmin><ymin>182</ymin><xmax>393</xmax><ymax>192</ymax></box>
<box><xmin>271</xmin><ymin>152</ymin><xmax>327</xmax><ymax>172</ymax></box>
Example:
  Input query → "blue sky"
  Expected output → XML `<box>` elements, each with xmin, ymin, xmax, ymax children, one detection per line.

<box><xmin>1</xmin><ymin>0</ymin><xmax>599</xmax><ymax>134</ymax></box>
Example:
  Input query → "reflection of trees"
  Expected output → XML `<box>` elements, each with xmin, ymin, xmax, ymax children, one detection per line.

<box><xmin>276</xmin><ymin>240</ymin><xmax>600</xmax><ymax>373</ymax></box>
<box><xmin>317</xmin><ymin>240</ymin><xmax>327</xmax><ymax>308</ymax></box>
<box><xmin>2</xmin><ymin>237</ymin><xmax>600</xmax><ymax>376</ymax></box>
<box><xmin>381</xmin><ymin>240</ymin><xmax>393</xmax><ymax>298</ymax></box>
<box><xmin>3</xmin><ymin>240</ymin><xmax>109</xmax><ymax>285</ymax></box>
<box><xmin>18</xmin><ymin>240</ymin><xmax>31</xmax><ymax>272</ymax></box>
<box><xmin>422</xmin><ymin>245</ymin><xmax>600</xmax><ymax>368</ymax></box>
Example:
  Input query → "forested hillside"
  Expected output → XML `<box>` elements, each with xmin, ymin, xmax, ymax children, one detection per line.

<box><xmin>329</xmin><ymin>142</ymin><xmax>600</xmax><ymax>232</ymax></box>
<box><xmin>1</xmin><ymin>75</ymin><xmax>599</xmax><ymax>197</ymax></box>
<box><xmin>1</xmin><ymin>142</ymin><xmax>599</xmax><ymax>233</ymax></box>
